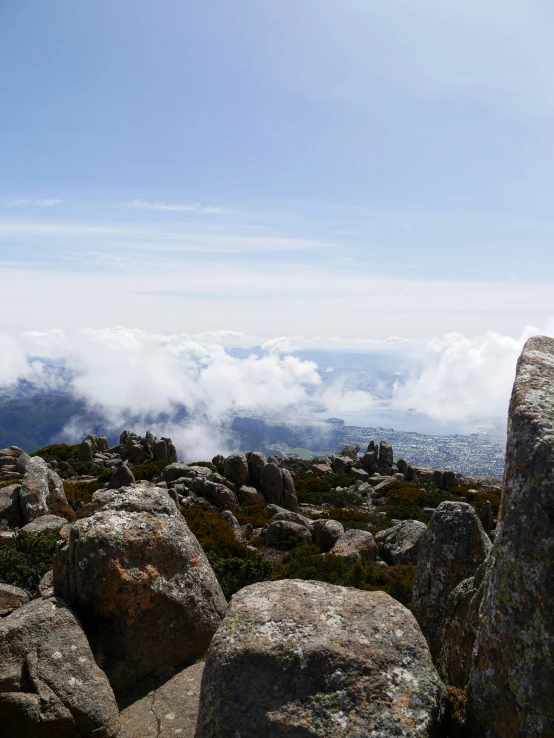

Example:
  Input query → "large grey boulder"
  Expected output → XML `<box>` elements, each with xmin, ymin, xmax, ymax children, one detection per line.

<box><xmin>379</xmin><ymin>440</ymin><xmax>394</xmax><ymax>466</ymax></box>
<box><xmin>413</xmin><ymin>501</ymin><xmax>491</xmax><ymax>658</ymax></box>
<box><xmin>0</xmin><ymin>483</ymin><xmax>24</xmax><ymax>528</ymax></box>
<box><xmin>107</xmin><ymin>463</ymin><xmax>135</xmax><ymax>489</ymax></box>
<box><xmin>21</xmin><ymin>514</ymin><xmax>66</xmax><ymax>534</ymax></box>
<box><xmin>260</xmin><ymin>463</ymin><xmax>298</xmax><ymax>512</ymax></box>
<box><xmin>152</xmin><ymin>438</ymin><xmax>168</xmax><ymax>462</ymax></box>
<box><xmin>53</xmin><ymin>488</ymin><xmax>226</xmax><ymax>690</ymax></box>
<box><xmin>467</xmin><ymin>336</ymin><xmax>554</xmax><ymax>737</ymax></box>
<box><xmin>0</xmin><ymin>597</ymin><xmax>123</xmax><ymax>737</ymax></box>
<box><xmin>361</xmin><ymin>450</ymin><xmax>377</xmax><ymax>470</ymax></box>
<box><xmin>19</xmin><ymin>457</ymin><xmax>68</xmax><ymax>523</ymax></box>
<box><xmin>195</xmin><ymin>580</ymin><xmax>446</xmax><ymax>737</ymax></box>
<box><xmin>270</xmin><ymin>510</ymin><xmax>312</xmax><ymax>531</ymax></box>
<box><xmin>264</xmin><ymin>520</ymin><xmax>312</xmax><ymax>548</ymax></box>
<box><xmin>238</xmin><ymin>485</ymin><xmax>265</xmax><ymax>506</ymax></box>
<box><xmin>311</xmin><ymin>518</ymin><xmax>344</xmax><ymax>552</ymax></box>
<box><xmin>331</xmin><ymin>529</ymin><xmax>377</xmax><ymax>560</ymax></box>
<box><xmin>79</xmin><ymin>438</ymin><xmax>94</xmax><ymax>462</ymax></box>
<box><xmin>190</xmin><ymin>478</ymin><xmax>238</xmax><ymax>510</ymax></box>
<box><xmin>246</xmin><ymin>451</ymin><xmax>267</xmax><ymax>488</ymax></box>
<box><xmin>375</xmin><ymin>519</ymin><xmax>428</xmax><ymax>565</ymax></box>
<box><xmin>223</xmin><ymin>453</ymin><xmax>249</xmax><ymax>489</ymax></box>
<box><xmin>161</xmin><ymin>462</ymin><xmax>191</xmax><ymax>484</ymax></box>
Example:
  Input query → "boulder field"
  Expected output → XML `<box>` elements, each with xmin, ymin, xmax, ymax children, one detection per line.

<box><xmin>0</xmin><ymin>337</ymin><xmax>553</xmax><ymax>736</ymax></box>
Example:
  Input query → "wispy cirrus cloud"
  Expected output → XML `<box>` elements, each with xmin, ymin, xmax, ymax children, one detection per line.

<box><xmin>131</xmin><ymin>198</ymin><xmax>253</xmax><ymax>217</ymax></box>
<box><xmin>4</xmin><ymin>198</ymin><xmax>62</xmax><ymax>208</ymax></box>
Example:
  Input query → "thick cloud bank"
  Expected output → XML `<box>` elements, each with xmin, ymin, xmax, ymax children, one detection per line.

<box><xmin>0</xmin><ymin>322</ymin><xmax>551</xmax><ymax>459</ymax></box>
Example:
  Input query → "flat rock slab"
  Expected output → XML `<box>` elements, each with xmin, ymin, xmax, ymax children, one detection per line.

<box><xmin>119</xmin><ymin>662</ymin><xmax>204</xmax><ymax>738</ymax></box>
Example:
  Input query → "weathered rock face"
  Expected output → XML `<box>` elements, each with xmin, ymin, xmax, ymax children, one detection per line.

<box><xmin>467</xmin><ymin>336</ymin><xmax>554</xmax><ymax>737</ymax></box>
<box><xmin>438</xmin><ymin>561</ymin><xmax>487</xmax><ymax>689</ymax></box>
<box><xmin>0</xmin><ymin>582</ymin><xmax>30</xmax><ymax>616</ymax></box>
<box><xmin>312</xmin><ymin>518</ymin><xmax>344</xmax><ymax>552</ymax></box>
<box><xmin>260</xmin><ymin>463</ymin><xmax>298</xmax><ymax>512</ymax></box>
<box><xmin>195</xmin><ymin>580</ymin><xmax>446</xmax><ymax>738</ymax></box>
<box><xmin>331</xmin><ymin>528</ymin><xmax>377</xmax><ymax>560</ymax></box>
<box><xmin>19</xmin><ymin>457</ymin><xmax>68</xmax><ymax>523</ymax></box>
<box><xmin>0</xmin><ymin>597</ymin><xmax>122</xmax><ymax>737</ymax></box>
<box><xmin>223</xmin><ymin>453</ymin><xmax>249</xmax><ymax>489</ymax></box>
<box><xmin>119</xmin><ymin>660</ymin><xmax>204</xmax><ymax>738</ymax></box>
<box><xmin>375</xmin><ymin>519</ymin><xmax>428</xmax><ymax>565</ymax></box>
<box><xmin>413</xmin><ymin>501</ymin><xmax>491</xmax><ymax>658</ymax></box>
<box><xmin>53</xmin><ymin>488</ymin><xmax>226</xmax><ymax>690</ymax></box>
<box><xmin>0</xmin><ymin>483</ymin><xmax>24</xmax><ymax>528</ymax></box>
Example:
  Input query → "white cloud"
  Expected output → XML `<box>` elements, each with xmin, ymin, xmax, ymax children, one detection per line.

<box><xmin>3</xmin><ymin>198</ymin><xmax>61</xmax><ymax>208</ymax></box>
<box><xmin>391</xmin><ymin>326</ymin><xmax>552</xmax><ymax>426</ymax></box>
<box><xmin>0</xmin><ymin>321</ymin><xmax>545</xmax><ymax>459</ymax></box>
<box><xmin>131</xmin><ymin>199</ymin><xmax>252</xmax><ymax>217</ymax></box>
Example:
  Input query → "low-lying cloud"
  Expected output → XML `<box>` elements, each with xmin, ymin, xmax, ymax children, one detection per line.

<box><xmin>0</xmin><ymin>321</ymin><xmax>552</xmax><ymax>459</ymax></box>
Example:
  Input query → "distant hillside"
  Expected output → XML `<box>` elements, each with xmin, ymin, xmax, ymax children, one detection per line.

<box><xmin>0</xmin><ymin>393</ymin><xmax>106</xmax><ymax>451</ymax></box>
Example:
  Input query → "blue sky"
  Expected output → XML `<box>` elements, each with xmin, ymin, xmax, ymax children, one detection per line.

<box><xmin>1</xmin><ymin>0</ymin><xmax>553</xmax><ymax>338</ymax></box>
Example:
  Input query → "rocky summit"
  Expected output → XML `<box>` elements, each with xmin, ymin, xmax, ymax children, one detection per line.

<box><xmin>0</xmin><ymin>338</ymin><xmax>553</xmax><ymax>736</ymax></box>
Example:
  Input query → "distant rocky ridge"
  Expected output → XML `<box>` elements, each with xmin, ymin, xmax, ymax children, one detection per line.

<box><xmin>0</xmin><ymin>338</ymin><xmax>553</xmax><ymax>736</ymax></box>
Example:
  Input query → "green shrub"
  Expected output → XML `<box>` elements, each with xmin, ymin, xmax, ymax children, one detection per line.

<box><xmin>384</xmin><ymin>482</ymin><xmax>449</xmax><ymax>521</ymax></box>
<box><xmin>31</xmin><ymin>443</ymin><xmax>79</xmax><ymax>463</ymax></box>
<box><xmin>64</xmin><ymin>469</ymin><xmax>113</xmax><ymax>505</ymax></box>
<box><xmin>208</xmin><ymin>555</ymin><xmax>274</xmax><ymax>600</ymax></box>
<box><xmin>315</xmin><ymin>507</ymin><xmax>371</xmax><ymax>531</ymax></box>
<box><xmin>235</xmin><ymin>504</ymin><xmax>270</xmax><ymax>529</ymax></box>
<box><xmin>273</xmin><ymin>546</ymin><xmax>415</xmax><ymax>608</ymax></box>
<box><xmin>189</xmin><ymin>461</ymin><xmax>217</xmax><ymax>472</ymax></box>
<box><xmin>132</xmin><ymin>459</ymin><xmax>167</xmax><ymax>482</ymax></box>
<box><xmin>0</xmin><ymin>528</ymin><xmax>62</xmax><ymax>591</ymax></box>
<box><xmin>469</xmin><ymin>489</ymin><xmax>502</xmax><ymax>516</ymax></box>
<box><xmin>182</xmin><ymin>508</ymin><xmax>256</xmax><ymax>561</ymax></box>
<box><xmin>295</xmin><ymin>474</ymin><xmax>361</xmax><ymax>507</ymax></box>
<box><xmin>0</xmin><ymin>479</ymin><xmax>21</xmax><ymax>490</ymax></box>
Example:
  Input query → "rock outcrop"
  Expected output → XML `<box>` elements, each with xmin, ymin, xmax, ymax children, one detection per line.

<box><xmin>413</xmin><ymin>501</ymin><xmax>491</xmax><ymax>657</ymax></box>
<box><xmin>467</xmin><ymin>336</ymin><xmax>554</xmax><ymax>737</ymax></box>
<box><xmin>223</xmin><ymin>453</ymin><xmax>249</xmax><ymax>489</ymax></box>
<box><xmin>195</xmin><ymin>580</ymin><xmax>446</xmax><ymax>737</ymax></box>
<box><xmin>375</xmin><ymin>519</ymin><xmax>428</xmax><ymax>565</ymax></box>
<box><xmin>331</xmin><ymin>528</ymin><xmax>377</xmax><ymax>560</ymax></box>
<box><xmin>53</xmin><ymin>486</ymin><xmax>226</xmax><ymax>690</ymax></box>
<box><xmin>311</xmin><ymin>518</ymin><xmax>344</xmax><ymax>552</ymax></box>
<box><xmin>0</xmin><ymin>597</ymin><xmax>123</xmax><ymax>737</ymax></box>
<box><xmin>19</xmin><ymin>457</ymin><xmax>68</xmax><ymax>523</ymax></box>
<box><xmin>260</xmin><ymin>462</ymin><xmax>298</xmax><ymax>511</ymax></box>
<box><xmin>0</xmin><ymin>483</ymin><xmax>24</xmax><ymax>528</ymax></box>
